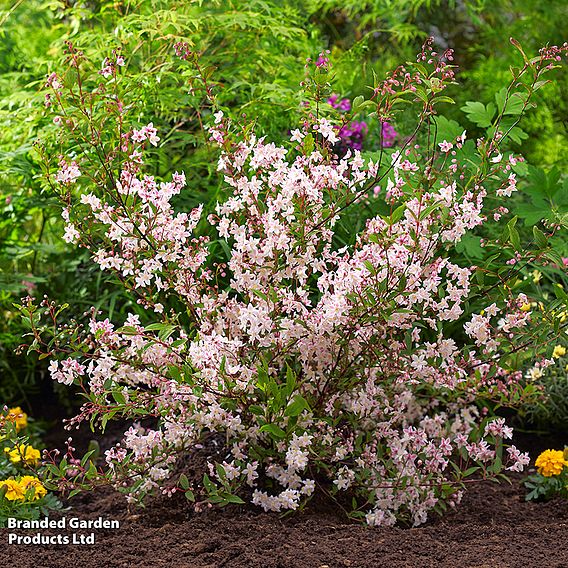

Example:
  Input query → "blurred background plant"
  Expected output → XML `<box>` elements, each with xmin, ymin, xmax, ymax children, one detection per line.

<box><xmin>1</xmin><ymin>0</ymin><xmax>567</xmax><ymax>436</ymax></box>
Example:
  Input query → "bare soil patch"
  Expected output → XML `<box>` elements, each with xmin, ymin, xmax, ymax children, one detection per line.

<box><xmin>1</xmin><ymin>471</ymin><xmax>567</xmax><ymax>568</ymax></box>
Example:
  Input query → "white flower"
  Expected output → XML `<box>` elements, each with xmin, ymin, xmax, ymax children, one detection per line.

<box><xmin>315</xmin><ymin>118</ymin><xmax>339</xmax><ymax>144</ymax></box>
<box><xmin>290</xmin><ymin>129</ymin><xmax>305</xmax><ymax>143</ymax></box>
<box><xmin>63</xmin><ymin>224</ymin><xmax>80</xmax><ymax>244</ymax></box>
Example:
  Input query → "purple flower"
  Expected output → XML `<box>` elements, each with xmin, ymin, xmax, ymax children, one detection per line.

<box><xmin>326</xmin><ymin>95</ymin><xmax>398</xmax><ymax>154</ymax></box>
<box><xmin>381</xmin><ymin>122</ymin><xmax>398</xmax><ymax>148</ymax></box>
<box><xmin>315</xmin><ymin>51</ymin><xmax>331</xmax><ymax>70</ymax></box>
<box><xmin>336</xmin><ymin>120</ymin><xmax>368</xmax><ymax>153</ymax></box>
<box><xmin>328</xmin><ymin>94</ymin><xmax>351</xmax><ymax>112</ymax></box>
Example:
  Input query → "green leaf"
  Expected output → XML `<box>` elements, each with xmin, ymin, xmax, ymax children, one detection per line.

<box><xmin>285</xmin><ymin>364</ymin><xmax>296</xmax><ymax>396</ymax></box>
<box><xmin>80</xmin><ymin>449</ymin><xmax>97</xmax><ymax>468</ymax></box>
<box><xmin>462</xmin><ymin>466</ymin><xmax>481</xmax><ymax>477</ymax></box>
<box><xmin>257</xmin><ymin>366</ymin><xmax>269</xmax><ymax>391</ymax></box>
<box><xmin>179</xmin><ymin>473</ymin><xmax>190</xmax><ymax>490</ymax></box>
<box><xmin>251</xmin><ymin>289</ymin><xmax>268</xmax><ymax>301</ymax></box>
<box><xmin>509</xmin><ymin>37</ymin><xmax>531</xmax><ymax>65</ymax></box>
<box><xmin>101</xmin><ymin>415</ymin><xmax>109</xmax><ymax>432</ymax></box>
<box><xmin>351</xmin><ymin>95</ymin><xmax>364</xmax><ymax>113</ymax></box>
<box><xmin>363</xmin><ymin>260</ymin><xmax>376</xmax><ymax>275</ymax></box>
<box><xmin>516</xmin><ymin>205</ymin><xmax>548</xmax><ymax>226</ymax></box>
<box><xmin>259</xmin><ymin>423</ymin><xmax>286</xmax><ymax>439</ymax></box>
<box><xmin>220</xmin><ymin>493</ymin><xmax>245</xmax><ymax>504</ymax></box>
<box><xmin>284</xmin><ymin>394</ymin><xmax>310</xmax><ymax>417</ymax></box>
<box><xmin>215</xmin><ymin>463</ymin><xmax>227</xmax><ymax>481</ymax></box>
<box><xmin>532</xmin><ymin>226</ymin><xmax>548</xmax><ymax>249</ymax></box>
<box><xmin>248</xmin><ymin>405</ymin><xmax>264</xmax><ymax>416</ymax></box>
<box><xmin>432</xmin><ymin>95</ymin><xmax>455</xmax><ymax>105</ymax></box>
<box><xmin>461</xmin><ymin>101</ymin><xmax>496</xmax><ymax>128</ymax></box>
<box><xmin>553</xmin><ymin>283</ymin><xmax>568</xmax><ymax>301</ymax></box>
<box><xmin>203</xmin><ymin>474</ymin><xmax>216</xmax><ymax>494</ymax></box>
<box><xmin>390</xmin><ymin>203</ymin><xmax>406</xmax><ymax>224</ymax></box>
<box><xmin>433</xmin><ymin>116</ymin><xmax>464</xmax><ymax>143</ymax></box>
<box><xmin>112</xmin><ymin>391</ymin><xmax>125</xmax><ymax>405</ymax></box>
<box><xmin>495</xmin><ymin>87</ymin><xmax>527</xmax><ymax>116</ymax></box>
<box><xmin>303</xmin><ymin>133</ymin><xmax>314</xmax><ymax>154</ymax></box>
<box><xmin>455</xmin><ymin>234</ymin><xmax>484</xmax><ymax>260</ymax></box>
<box><xmin>507</xmin><ymin>216</ymin><xmax>521</xmax><ymax>250</ymax></box>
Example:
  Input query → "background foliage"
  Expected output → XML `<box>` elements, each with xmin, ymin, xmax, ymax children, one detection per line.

<box><xmin>0</xmin><ymin>0</ymin><xmax>567</xmax><ymax>431</ymax></box>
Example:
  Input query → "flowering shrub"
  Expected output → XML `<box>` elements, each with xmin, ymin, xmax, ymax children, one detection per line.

<box><xmin>525</xmin><ymin>448</ymin><xmax>568</xmax><ymax>501</ymax></box>
<box><xmin>0</xmin><ymin>407</ymin><xmax>60</xmax><ymax>526</ymax></box>
<box><xmin>22</xmin><ymin>39</ymin><xmax>568</xmax><ymax>526</ymax></box>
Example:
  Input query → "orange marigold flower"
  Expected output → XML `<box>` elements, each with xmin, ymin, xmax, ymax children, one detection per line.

<box><xmin>535</xmin><ymin>449</ymin><xmax>568</xmax><ymax>477</ymax></box>
<box><xmin>0</xmin><ymin>479</ymin><xmax>25</xmax><ymax>501</ymax></box>
<box><xmin>5</xmin><ymin>444</ymin><xmax>41</xmax><ymax>466</ymax></box>
<box><xmin>19</xmin><ymin>476</ymin><xmax>47</xmax><ymax>500</ymax></box>
<box><xmin>3</xmin><ymin>407</ymin><xmax>28</xmax><ymax>432</ymax></box>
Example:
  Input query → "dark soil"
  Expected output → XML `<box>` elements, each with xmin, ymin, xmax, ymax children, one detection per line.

<box><xmin>0</xmin><ymin>471</ymin><xmax>567</xmax><ymax>568</ymax></box>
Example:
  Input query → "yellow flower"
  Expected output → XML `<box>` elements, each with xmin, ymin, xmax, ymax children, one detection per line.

<box><xmin>3</xmin><ymin>407</ymin><xmax>28</xmax><ymax>432</ymax></box>
<box><xmin>0</xmin><ymin>479</ymin><xmax>25</xmax><ymax>501</ymax></box>
<box><xmin>532</xmin><ymin>270</ymin><xmax>542</xmax><ymax>284</ymax></box>
<box><xmin>553</xmin><ymin>346</ymin><xmax>567</xmax><ymax>359</ymax></box>
<box><xmin>5</xmin><ymin>444</ymin><xmax>41</xmax><ymax>466</ymax></box>
<box><xmin>520</xmin><ymin>303</ymin><xmax>531</xmax><ymax>312</ymax></box>
<box><xmin>535</xmin><ymin>449</ymin><xmax>568</xmax><ymax>477</ymax></box>
<box><xmin>19</xmin><ymin>476</ymin><xmax>47</xmax><ymax>500</ymax></box>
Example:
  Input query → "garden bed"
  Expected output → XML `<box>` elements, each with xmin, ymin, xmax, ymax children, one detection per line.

<box><xmin>1</xmin><ymin>401</ymin><xmax>566</xmax><ymax>567</ymax></box>
<box><xmin>1</xmin><ymin>470</ymin><xmax>566</xmax><ymax>568</ymax></box>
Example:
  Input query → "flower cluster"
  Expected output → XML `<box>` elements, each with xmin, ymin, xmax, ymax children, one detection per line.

<box><xmin>99</xmin><ymin>48</ymin><xmax>125</xmax><ymax>79</ymax></box>
<box><xmin>33</xmin><ymin>40</ymin><xmax>568</xmax><ymax>526</ymax></box>
<box><xmin>5</xmin><ymin>445</ymin><xmax>41</xmax><ymax>466</ymax></box>
<box><xmin>0</xmin><ymin>477</ymin><xmax>47</xmax><ymax>502</ymax></box>
<box><xmin>327</xmin><ymin>94</ymin><xmax>351</xmax><ymax>112</ymax></box>
<box><xmin>336</xmin><ymin>120</ymin><xmax>368</xmax><ymax>152</ymax></box>
<box><xmin>381</xmin><ymin>121</ymin><xmax>398</xmax><ymax>147</ymax></box>
<box><xmin>0</xmin><ymin>407</ymin><xmax>58</xmax><ymax>519</ymax></box>
<box><xmin>552</xmin><ymin>345</ymin><xmax>566</xmax><ymax>359</ymax></box>
<box><xmin>54</xmin><ymin>157</ymin><xmax>81</xmax><ymax>186</ymax></box>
